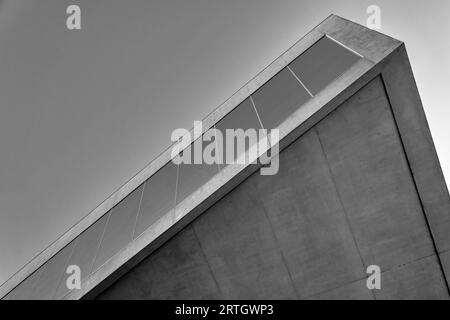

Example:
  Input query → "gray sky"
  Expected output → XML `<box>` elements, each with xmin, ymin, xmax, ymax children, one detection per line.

<box><xmin>0</xmin><ymin>0</ymin><xmax>449</xmax><ymax>285</ymax></box>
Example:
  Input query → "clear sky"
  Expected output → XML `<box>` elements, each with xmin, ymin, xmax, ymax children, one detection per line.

<box><xmin>0</xmin><ymin>0</ymin><xmax>449</xmax><ymax>285</ymax></box>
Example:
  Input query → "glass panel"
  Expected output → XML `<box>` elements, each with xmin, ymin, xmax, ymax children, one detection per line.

<box><xmin>29</xmin><ymin>241</ymin><xmax>76</xmax><ymax>299</ymax></box>
<box><xmin>214</xmin><ymin>98</ymin><xmax>262</xmax><ymax>166</ymax></box>
<box><xmin>134</xmin><ymin>162</ymin><xmax>177</xmax><ymax>238</ymax></box>
<box><xmin>3</xmin><ymin>267</ymin><xmax>44</xmax><ymax>300</ymax></box>
<box><xmin>251</xmin><ymin>68</ymin><xmax>311</xmax><ymax>130</ymax></box>
<box><xmin>176</xmin><ymin>134</ymin><xmax>219</xmax><ymax>204</ymax></box>
<box><xmin>288</xmin><ymin>36</ymin><xmax>361</xmax><ymax>95</ymax></box>
<box><xmin>92</xmin><ymin>184</ymin><xmax>144</xmax><ymax>271</ymax></box>
<box><xmin>54</xmin><ymin>214</ymin><xmax>109</xmax><ymax>299</ymax></box>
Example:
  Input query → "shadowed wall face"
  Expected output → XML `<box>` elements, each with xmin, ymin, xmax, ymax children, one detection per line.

<box><xmin>96</xmin><ymin>76</ymin><xmax>449</xmax><ymax>300</ymax></box>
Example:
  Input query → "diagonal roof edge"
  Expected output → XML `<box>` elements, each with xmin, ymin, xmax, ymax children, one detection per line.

<box><xmin>0</xmin><ymin>14</ymin><xmax>402</xmax><ymax>299</ymax></box>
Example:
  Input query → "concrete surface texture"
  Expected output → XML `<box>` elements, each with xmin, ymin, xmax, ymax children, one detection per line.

<box><xmin>95</xmin><ymin>76</ymin><xmax>450</xmax><ymax>300</ymax></box>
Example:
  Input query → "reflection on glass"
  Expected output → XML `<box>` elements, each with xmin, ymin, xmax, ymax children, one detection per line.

<box><xmin>288</xmin><ymin>36</ymin><xmax>361</xmax><ymax>95</ymax></box>
<box><xmin>54</xmin><ymin>214</ymin><xmax>109</xmax><ymax>299</ymax></box>
<box><xmin>92</xmin><ymin>184</ymin><xmax>144</xmax><ymax>271</ymax></box>
<box><xmin>251</xmin><ymin>68</ymin><xmax>311</xmax><ymax>130</ymax></box>
<box><xmin>134</xmin><ymin>162</ymin><xmax>178</xmax><ymax>238</ymax></box>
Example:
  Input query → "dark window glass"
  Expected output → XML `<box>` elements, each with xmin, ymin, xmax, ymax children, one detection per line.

<box><xmin>251</xmin><ymin>68</ymin><xmax>311</xmax><ymax>130</ymax></box>
<box><xmin>176</xmin><ymin>134</ymin><xmax>219</xmax><ymax>204</ymax></box>
<box><xmin>54</xmin><ymin>214</ymin><xmax>109</xmax><ymax>299</ymax></box>
<box><xmin>134</xmin><ymin>162</ymin><xmax>177</xmax><ymax>238</ymax></box>
<box><xmin>214</xmin><ymin>98</ymin><xmax>262</xmax><ymax>166</ymax></box>
<box><xmin>4</xmin><ymin>267</ymin><xmax>44</xmax><ymax>300</ymax></box>
<box><xmin>288</xmin><ymin>36</ymin><xmax>361</xmax><ymax>95</ymax></box>
<box><xmin>29</xmin><ymin>241</ymin><xmax>76</xmax><ymax>299</ymax></box>
<box><xmin>92</xmin><ymin>184</ymin><xmax>144</xmax><ymax>271</ymax></box>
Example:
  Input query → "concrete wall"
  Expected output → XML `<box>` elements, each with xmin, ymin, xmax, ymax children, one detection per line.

<box><xmin>95</xmin><ymin>76</ymin><xmax>449</xmax><ymax>300</ymax></box>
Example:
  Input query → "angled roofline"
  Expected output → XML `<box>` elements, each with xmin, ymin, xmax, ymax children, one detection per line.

<box><xmin>1</xmin><ymin>14</ymin><xmax>407</xmax><ymax>299</ymax></box>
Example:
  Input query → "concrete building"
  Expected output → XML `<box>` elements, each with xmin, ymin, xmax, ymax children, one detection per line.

<box><xmin>1</xmin><ymin>15</ymin><xmax>450</xmax><ymax>300</ymax></box>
